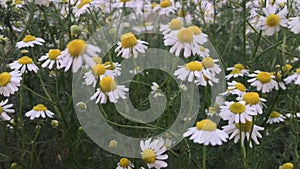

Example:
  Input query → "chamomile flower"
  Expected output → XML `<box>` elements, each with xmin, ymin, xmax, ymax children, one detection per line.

<box><xmin>187</xmin><ymin>26</ymin><xmax>208</xmax><ymax>45</ymax></box>
<box><xmin>58</xmin><ymin>39</ymin><xmax>101</xmax><ymax>73</ymax></box>
<box><xmin>153</xmin><ymin>0</ymin><xmax>176</xmax><ymax>15</ymax></box>
<box><xmin>73</xmin><ymin>0</ymin><xmax>101</xmax><ymax>17</ymax></box>
<box><xmin>259</xmin><ymin>5</ymin><xmax>288</xmax><ymax>36</ymax></box>
<box><xmin>266</xmin><ymin>111</ymin><xmax>286</xmax><ymax>124</ymax></box>
<box><xmin>83</xmin><ymin>63</ymin><xmax>115</xmax><ymax>87</ymax></box>
<box><xmin>201</xmin><ymin>57</ymin><xmax>221</xmax><ymax>75</ymax></box>
<box><xmin>116</xmin><ymin>158</ymin><xmax>134</xmax><ymax>169</ymax></box>
<box><xmin>15</xmin><ymin>35</ymin><xmax>45</xmax><ymax>48</ymax></box>
<box><xmin>183</xmin><ymin>119</ymin><xmax>228</xmax><ymax>146</ymax></box>
<box><xmin>220</xmin><ymin>101</ymin><xmax>255</xmax><ymax>124</ymax></box>
<box><xmin>196</xmin><ymin>46</ymin><xmax>210</xmax><ymax>58</ymax></box>
<box><xmin>151</xmin><ymin>82</ymin><xmax>164</xmax><ymax>97</ymax></box>
<box><xmin>160</xmin><ymin>18</ymin><xmax>183</xmax><ymax>35</ymax></box>
<box><xmin>164</xmin><ymin>28</ymin><xmax>195</xmax><ymax>58</ymax></box>
<box><xmin>174</xmin><ymin>61</ymin><xmax>211</xmax><ymax>85</ymax></box>
<box><xmin>140</xmin><ymin>138</ymin><xmax>168</xmax><ymax>169</ymax></box>
<box><xmin>288</xmin><ymin>16</ymin><xmax>300</xmax><ymax>34</ymax></box>
<box><xmin>9</xmin><ymin>56</ymin><xmax>39</xmax><ymax>73</ymax></box>
<box><xmin>90</xmin><ymin>76</ymin><xmax>128</xmax><ymax>104</ymax></box>
<box><xmin>25</xmin><ymin>104</ymin><xmax>54</xmax><ymax>120</ymax></box>
<box><xmin>38</xmin><ymin>49</ymin><xmax>62</xmax><ymax>69</ymax></box>
<box><xmin>279</xmin><ymin>162</ymin><xmax>294</xmax><ymax>169</ymax></box>
<box><xmin>225</xmin><ymin>64</ymin><xmax>249</xmax><ymax>80</ymax></box>
<box><xmin>0</xmin><ymin>99</ymin><xmax>15</xmax><ymax>121</ymax></box>
<box><xmin>284</xmin><ymin>68</ymin><xmax>300</xmax><ymax>85</ymax></box>
<box><xmin>115</xmin><ymin>32</ymin><xmax>148</xmax><ymax>59</ymax></box>
<box><xmin>248</xmin><ymin>70</ymin><xmax>278</xmax><ymax>93</ymax></box>
<box><xmin>239</xmin><ymin>92</ymin><xmax>266</xmax><ymax>115</ymax></box>
<box><xmin>0</xmin><ymin>71</ymin><xmax>22</xmax><ymax>97</ymax></box>
<box><xmin>221</xmin><ymin>81</ymin><xmax>247</xmax><ymax>96</ymax></box>
<box><xmin>222</xmin><ymin>120</ymin><xmax>264</xmax><ymax>148</ymax></box>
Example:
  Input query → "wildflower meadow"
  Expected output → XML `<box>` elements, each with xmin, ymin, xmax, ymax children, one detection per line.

<box><xmin>0</xmin><ymin>0</ymin><xmax>300</xmax><ymax>168</ymax></box>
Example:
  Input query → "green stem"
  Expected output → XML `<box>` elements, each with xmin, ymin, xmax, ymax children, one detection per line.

<box><xmin>202</xmin><ymin>145</ymin><xmax>207</xmax><ymax>169</ymax></box>
<box><xmin>30</xmin><ymin>125</ymin><xmax>41</xmax><ymax>169</ymax></box>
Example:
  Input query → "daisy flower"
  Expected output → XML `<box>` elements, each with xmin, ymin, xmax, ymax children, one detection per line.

<box><xmin>90</xmin><ymin>76</ymin><xmax>128</xmax><ymax>104</ymax></box>
<box><xmin>248</xmin><ymin>70</ymin><xmax>278</xmax><ymax>93</ymax></box>
<box><xmin>140</xmin><ymin>138</ymin><xmax>168</xmax><ymax>169</ymax></box>
<box><xmin>266</xmin><ymin>111</ymin><xmax>286</xmax><ymax>124</ymax></box>
<box><xmin>115</xmin><ymin>32</ymin><xmax>148</xmax><ymax>59</ymax></box>
<box><xmin>284</xmin><ymin>68</ymin><xmax>300</xmax><ymax>85</ymax></box>
<box><xmin>58</xmin><ymin>39</ymin><xmax>101</xmax><ymax>73</ymax></box>
<box><xmin>160</xmin><ymin>18</ymin><xmax>183</xmax><ymax>35</ymax></box>
<box><xmin>153</xmin><ymin>0</ymin><xmax>176</xmax><ymax>15</ymax></box>
<box><xmin>196</xmin><ymin>46</ymin><xmax>210</xmax><ymax>58</ymax></box>
<box><xmin>116</xmin><ymin>158</ymin><xmax>134</xmax><ymax>169</ymax></box>
<box><xmin>225</xmin><ymin>64</ymin><xmax>249</xmax><ymax>80</ymax></box>
<box><xmin>174</xmin><ymin>61</ymin><xmax>211</xmax><ymax>85</ymax></box>
<box><xmin>0</xmin><ymin>71</ymin><xmax>22</xmax><ymax>97</ymax></box>
<box><xmin>38</xmin><ymin>49</ymin><xmax>62</xmax><ymax>69</ymax></box>
<box><xmin>164</xmin><ymin>27</ymin><xmax>195</xmax><ymax>58</ymax></box>
<box><xmin>279</xmin><ymin>162</ymin><xmax>294</xmax><ymax>169</ymax></box>
<box><xmin>220</xmin><ymin>81</ymin><xmax>247</xmax><ymax>96</ymax></box>
<box><xmin>222</xmin><ymin>120</ymin><xmax>264</xmax><ymax>148</ymax></box>
<box><xmin>83</xmin><ymin>63</ymin><xmax>115</xmax><ymax>87</ymax></box>
<box><xmin>0</xmin><ymin>99</ymin><xmax>15</xmax><ymax>121</ymax></box>
<box><xmin>15</xmin><ymin>35</ymin><xmax>45</xmax><ymax>48</ymax></box>
<box><xmin>288</xmin><ymin>16</ymin><xmax>300</xmax><ymax>34</ymax></box>
<box><xmin>201</xmin><ymin>57</ymin><xmax>221</xmax><ymax>75</ymax></box>
<box><xmin>220</xmin><ymin>101</ymin><xmax>255</xmax><ymax>124</ymax></box>
<box><xmin>25</xmin><ymin>104</ymin><xmax>54</xmax><ymax>120</ymax></box>
<box><xmin>73</xmin><ymin>0</ymin><xmax>102</xmax><ymax>17</ymax></box>
<box><xmin>259</xmin><ymin>5</ymin><xmax>288</xmax><ymax>36</ymax></box>
<box><xmin>151</xmin><ymin>82</ymin><xmax>164</xmax><ymax>97</ymax></box>
<box><xmin>9</xmin><ymin>56</ymin><xmax>39</xmax><ymax>73</ymax></box>
<box><xmin>183</xmin><ymin>119</ymin><xmax>228</xmax><ymax>146</ymax></box>
<box><xmin>239</xmin><ymin>92</ymin><xmax>266</xmax><ymax>115</ymax></box>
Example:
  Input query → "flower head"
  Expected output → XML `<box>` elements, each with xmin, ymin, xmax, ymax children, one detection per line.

<box><xmin>25</xmin><ymin>104</ymin><xmax>54</xmax><ymax>120</ymax></box>
<box><xmin>16</xmin><ymin>35</ymin><xmax>45</xmax><ymax>48</ymax></box>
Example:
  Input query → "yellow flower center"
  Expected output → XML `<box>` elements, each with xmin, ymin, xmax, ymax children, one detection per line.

<box><xmin>235</xmin><ymin>83</ymin><xmax>246</xmax><ymax>92</ymax></box>
<box><xmin>92</xmin><ymin>64</ymin><xmax>106</xmax><ymax>76</ymax></box>
<box><xmin>169</xmin><ymin>19</ymin><xmax>182</xmax><ymax>30</ymax></box>
<box><xmin>243</xmin><ymin>92</ymin><xmax>260</xmax><ymax>105</ymax></box>
<box><xmin>296</xmin><ymin>68</ymin><xmax>300</xmax><ymax>74</ymax></box>
<box><xmin>177</xmin><ymin>28</ymin><xmax>194</xmax><ymax>43</ymax></box>
<box><xmin>18</xmin><ymin>56</ymin><xmax>33</xmax><ymax>65</ymax></box>
<box><xmin>0</xmin><ymin>72</ymin><xmax>11</xmax><ymax>86</ymax></box>
<box><xmin>33</xmin><ymin>104</ymin><xmax>47</xmax><ymax>111</ymax></box>
<box><xmin>100</xmin><ymin>76</ymin><xmax>117</xmax><ymax>92</ymax></box>
<box><xmin>199</xmin><ymin>46</ymin><xmax>206</xmax><ymax>52</ymax></box>
<box><xmin>202</xmin><ymin>57</ymin><xmax>214</xmax><ymax>68</ymax></box>
<box><xmin>229</xmin><ymin>102</ymin><xmax>246</xmax><ymax>114</ymax></box>
<box><xmin>23</xmin><ymin>35</ymin><xmax>36</xmax><ymax>42</ymax></box>
<box><xmin>230</xmin><ymin>69</ymin><xmax>241</xmax><ymax>74</ymax></box>
<box><xmin>120</xmin><ymin>0</ymin><xmax>130</xmax><ymax>2</ymax></box>
<box><xmin>235</xmin><ymin>120</ymin><xmax>252</xmax><ymax>132</ymax></box>
<box><xmin>257</xmin><ymin>71</ymin><xmax>271</xmax><ymax>83</ymax></box>
<box><xmin>270</xmin><ymin>111</ymin><xmax>281</xmax><ymax>118</ymax></box>
<box><xmin>67</xmin><ymin>39</ymin><xmax>87</xmax><ymax>57</ymax></box>
<box><xmin>185</xmin><ymin>61</ymin><xmax>203</xmax><ymax>71</ymax></box>
<box><xmin>92</xmin><ymin>56</ymin><xmax>102</xmax><ymax>64</ymax></box>
<box><xmin>142</xmin><ymin>148</ymin><xmax>156</xmax><ymax>164</ymax></box>
<box><xmin>48</xmin><ymin>49</ymin><xmax>61</xmax><ymax>60</ymax></box>
<box><xmin>77</xmin><ymin>0</ymin><xmax>91</xmax><ymax>9</ymax></box>
<box><xmin>266</xmin><ymin>14</ymin><xmax>280</xmax><ymax>27</ymax></box>
<box><xmin>119</xmin><ymin>158</ymin><xmax>130</xmax><ymax>167</ymax></box>
<box><xmin>151</xmin><ymin>2</ymin><xmax>158</xmax><ymax>8</ymax></box>
<box><xmin>234</xmin><ymin>63</ymin><xmax>245</xmax><ymax>70</ymax></box>
<box><xmin>196</xmin><ymin>119</ymin><xmax>217</xmax><ymax>131</ymax></box>
<box><xmin>121</xmin><ymin>33</ymin><xmax>138</xmax><ymax>48</ymax></box>
<box><xmin>0</xmin><ymin>106</ymin><xmax>3</xmax><ymax>114</ymax></box>
<box><xmin>280</xmin><ymin>163</ymin><xmax>294</xmax><ymax>169</ymax></box>
<box><xmin>160</xmin><ymin>0</ymin><xmax>171</xmax><ymax>8</ymax></box>
<box><xmin>14</xmin><ymin>0</ymin><xmax>22</xmax><ymax>5</ymax></box>
<box><xmin>188</xmin><ymin>26</ymin><xmax>202</xmax><ymax>35</ymax></box>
